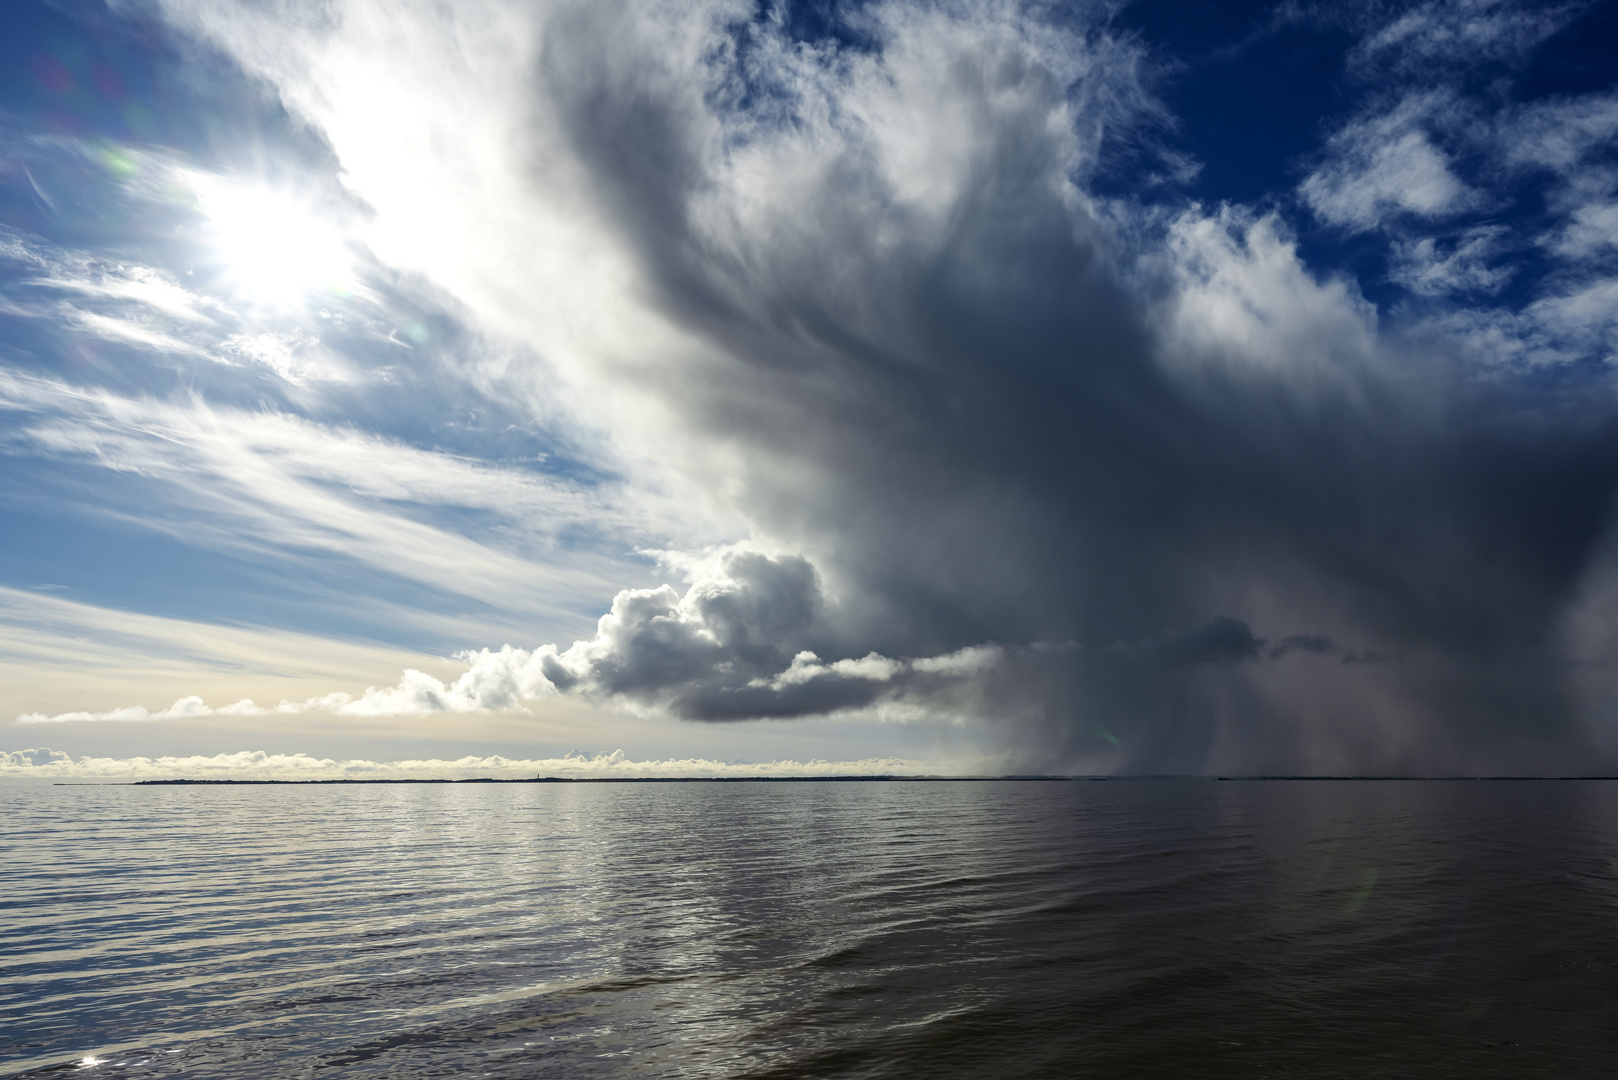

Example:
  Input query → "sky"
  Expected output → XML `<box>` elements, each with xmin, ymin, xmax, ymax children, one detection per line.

<box><xmin>3</xmin><ymin>0</ymin><xmax>1618</xmax><ymax>779</ymax></box>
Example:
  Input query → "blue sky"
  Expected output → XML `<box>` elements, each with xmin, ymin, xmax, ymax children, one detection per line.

<box><xmin>3</xmin><ymin>0</ymin><xmax>1617</xmax><ymax>778</ymax></box>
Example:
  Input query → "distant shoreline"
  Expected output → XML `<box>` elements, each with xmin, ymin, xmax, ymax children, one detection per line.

<box><xmin>40</xmin><ymin>774</ymin><xmax>1618</xmax><ymax>786</ymax></box>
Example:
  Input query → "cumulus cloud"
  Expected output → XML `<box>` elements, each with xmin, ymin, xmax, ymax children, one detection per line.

<box><xmin>18</xmin><ymin>695</ymin><xmax>219</xmax><ymax>724</ymax></box>
<box><xmin>3</xmin><ymin>746</ymin><xmax>70</xmax><ymax>767</ymax></box>
<box><xmin>520</xmin><ymin>549</ymin><xmax>1023</xmax><ymax>722</ymax></box>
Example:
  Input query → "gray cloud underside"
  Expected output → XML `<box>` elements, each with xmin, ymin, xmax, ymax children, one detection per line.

<box><xmin>144</xmin><ymin>0</ymin><xmax>1618</xmax><ymax>774</ymax></box>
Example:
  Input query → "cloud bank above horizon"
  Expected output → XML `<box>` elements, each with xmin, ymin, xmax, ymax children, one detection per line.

<box><xmin>5</xmin><ymin>0</ymin><xmax>1618</xmax><ymax>774</ymax></box>
<box><xmin>0</xmin><ymin>744</ymin><xmax>988</xmax><ymax>780</ymax></box>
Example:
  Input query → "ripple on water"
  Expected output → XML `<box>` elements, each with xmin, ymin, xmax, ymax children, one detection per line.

<box><xmin>6</xmin><ymin>780</ymin><xmax>1618</xmax><ymax>1077</ymax></box>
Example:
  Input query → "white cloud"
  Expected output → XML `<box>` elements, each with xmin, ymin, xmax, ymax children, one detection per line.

<box><xmin>61</xmin><ymin>305</ymin><xmax>211</xmax><ymax>356</ymax></box>
<box><xmin>2</xmin><ymin>215</ymin><xmax>345</xmax><ymax>390</ymax></box>
<box><xmin>18</xmin><ymin>695</ymin><xmax>217</xmax><ymax>724</ymax></box>
<box><xmin>1552</xmin><ymin>201</ymin><xmax>1618</xmax><ymax>258</ymax></box>
<box><xmin>1499</xmin><ymin>93</ymin><xmax>1618</xmax><ymax>173</ymax></box>
<box><xmin>1523</xmin><ymin>278</ymin><xmax>1618</xmax><ymax>362</ymax></box>
<box><xmin>223</xmin><ymin>332</ymin><xmax>339</xmax><ymax>385</ymax></box>
<box><xmin>1349</xmin><ymin>0</ymin><xmax>1576</xmax><ymax>76</ymax></box>
<box><xmin>0</xmin><ymin>584</ymin><xmax>492</xmax><ymax>725</ymax></box>
<box><xmin>0</xmin><ymin>746</ymin><xmax>1005</xmax><ymax>780</ymax></box>
<box><xmin>1388</xmin><ymin>227</ymin><xmax>1513</xmax><ymax>295</ymax></box>
<box><xmin>1300</xmin><ymin>94</ymin><xmax>1477</xmax><ymax>231</ymax></box>
<box><xmin>1158</xmin><ymin>207</ymin><xmax>1379</xmax><ymax>379</ymax></box>
<box><xmin>0</xmin><ymin>367</ymin><xmax>673</xmax><ymax>625</ymax></box>
<box><xmin>33</xmin><ymin>264</ymin><xmax>221</xmax><ymax>323</ymax></box>
<box><xmin>3</xmin><ymin>746</ymin><xmax>70</xmax><ymax>767</ymax></box>
<box><xmin>761</xmin><ymin>644</ymin><xmax>1000</xmax><ymax>690</ymax></box>
<box><xmin>1408</xmin><ymin>275</ymin><xmax>1618</xmax><ymax>367</ymax></box>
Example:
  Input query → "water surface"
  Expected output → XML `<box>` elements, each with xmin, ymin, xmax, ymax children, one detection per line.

<box><xmin>6</xmin><ymin>780</ymin><xmax>1618</xmax><ymax>1077</ymax></box>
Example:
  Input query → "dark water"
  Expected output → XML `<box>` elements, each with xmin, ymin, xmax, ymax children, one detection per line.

<box><xmin>6</xmin><ymin>780</ymin><xmax>1618</xmax><ymax>1078</ymax></box>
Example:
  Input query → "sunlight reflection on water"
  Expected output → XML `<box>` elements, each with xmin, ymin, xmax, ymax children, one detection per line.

<box><xmin>6</xmin><ymin>780</ymin><xmax>1618</xmax><ymax>1077</ymax></box>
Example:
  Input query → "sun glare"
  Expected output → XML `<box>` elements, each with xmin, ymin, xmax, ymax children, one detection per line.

<box><xmin>191</xmin><ymin>176</ymin><xmax>356</xmax><ymax>307</ymax></box>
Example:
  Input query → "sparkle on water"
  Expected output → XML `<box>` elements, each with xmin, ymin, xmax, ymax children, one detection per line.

<box><xmin>8</xmin><ymin>780</ymin><xmax>1618</xmax><ymax>1078</ymax></box>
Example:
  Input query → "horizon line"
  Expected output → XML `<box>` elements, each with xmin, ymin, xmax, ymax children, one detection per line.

<box><xmin>43</xmin><ymin>774</ymin><xmax>1618</xmax><ymax>786</ymax></box>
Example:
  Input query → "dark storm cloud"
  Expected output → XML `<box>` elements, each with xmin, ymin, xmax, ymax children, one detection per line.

<box><xmin>518</xmin><ymin>0</ymin><xmax>1618</xmax><ymax>772</ymax></box>
<box><xmin>1116</xmin><ymin>618</ymin><xmax>1267</xmax><ymax>669</ymax></box>
<box><xmin>149</xmin><ymin>0</ymin><xmax>1618</xmax><ymax>773</ymax></box>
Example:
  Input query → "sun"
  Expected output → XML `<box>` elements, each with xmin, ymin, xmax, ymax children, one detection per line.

<box><xmin>189</xmin><ymin>175</ymin><xmax>357</xmax><ymax>308</ymax></box>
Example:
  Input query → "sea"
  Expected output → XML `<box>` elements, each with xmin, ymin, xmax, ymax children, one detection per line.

<box><xmin>6</xmin><ymin>778</ymin><xmax>1618</xmax><ymax>1077</ymax></box>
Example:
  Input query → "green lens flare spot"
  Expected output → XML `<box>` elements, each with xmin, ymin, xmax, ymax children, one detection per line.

<box><xmin>98</xmin><ymin>145</ymin><xmax>136</xmax><ymax>177</ymax></box>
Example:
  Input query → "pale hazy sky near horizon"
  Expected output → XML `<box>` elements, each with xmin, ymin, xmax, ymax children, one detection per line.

<box><xmin>4</xmin><ymin>0</ymin><xmax>1618</xmax><ymax>779</ymax></box>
